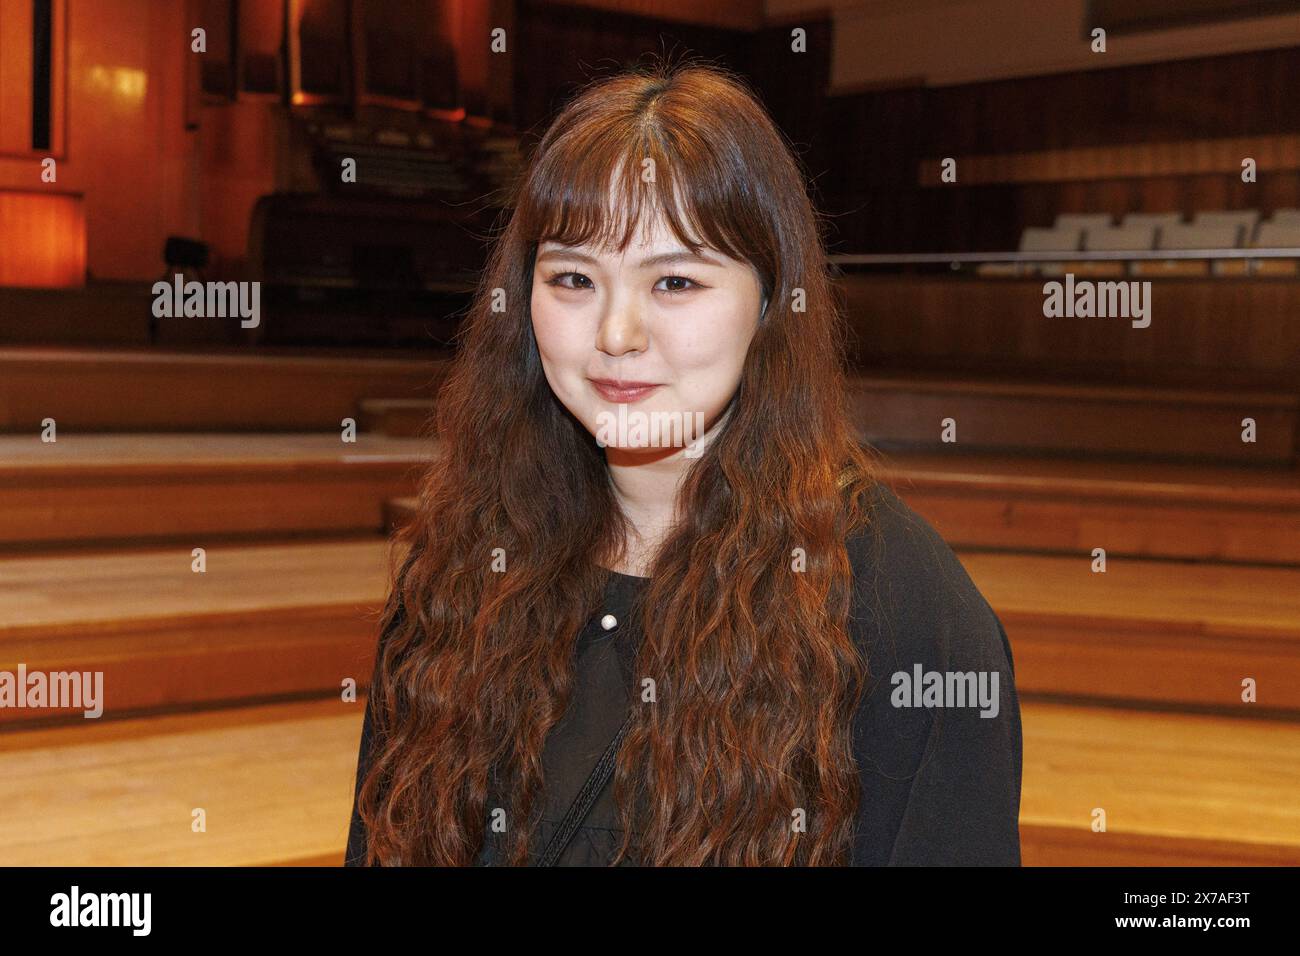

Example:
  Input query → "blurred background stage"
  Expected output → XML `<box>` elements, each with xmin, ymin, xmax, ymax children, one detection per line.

<box><xmin>1</xmin><ymin>0</ymin><xmax>1299</xmax><ymax>866</ymax></box>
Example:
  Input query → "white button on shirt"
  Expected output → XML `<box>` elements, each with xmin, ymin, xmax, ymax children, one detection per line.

<box><xmin>600</xmin><ymin>614</ymin><xmax>617</xmax><ymax>631</ymax></box>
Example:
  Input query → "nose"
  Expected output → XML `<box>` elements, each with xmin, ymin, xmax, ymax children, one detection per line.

<box><xmin>595</xmin><ymin>290</ymin><xmax>648</xmax><ymax>356</ymax></box>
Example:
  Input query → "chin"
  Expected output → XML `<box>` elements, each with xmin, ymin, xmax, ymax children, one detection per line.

<box><xmin>585</xmin><ymin>407</ymin><xmax>712</xmax><ymax>459</ymax></box>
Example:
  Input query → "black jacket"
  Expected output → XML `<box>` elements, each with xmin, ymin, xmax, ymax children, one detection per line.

<box><xmin>345</xmin><ymin>481</ymin><xmax>1022</xmax><ymax>865</ymax></box>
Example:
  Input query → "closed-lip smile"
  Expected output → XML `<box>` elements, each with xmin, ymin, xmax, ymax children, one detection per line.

<box><xmin>589</xmin><ymin>378</ymin><xmax>662</xmax><ymax>402</ymax></box>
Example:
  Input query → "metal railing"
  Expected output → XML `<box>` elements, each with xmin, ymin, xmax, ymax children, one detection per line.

<box><xmin>830</xmin><ymin>248</ymin><xmax>1300</xmax><ymax>266</ymax></box>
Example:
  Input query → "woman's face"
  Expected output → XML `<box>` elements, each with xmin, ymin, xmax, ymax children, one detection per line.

<box><xmin>530</xmin><ymin>210</ymin><xmax>764</xmax><ymax>459</ymax></box>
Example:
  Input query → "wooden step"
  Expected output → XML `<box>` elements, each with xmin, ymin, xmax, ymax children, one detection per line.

<box><xmin>878</xmin><ymin>451</ymin><xmax>1300</xmax><ymax>564</ymax></box>
<box><xmin>0</xmin><ymin>537</ymin><xmax>403</xmax><ymax>724</ymax></box>
<box><xmin>1021</xmin><ymin>701</ymin><xmax>1300</xmax><ymax>865</ymax></box>
<box><xmin>387</xmin><ymin>494</ymin><xmax>1299</xmax><ymax>710</ymax></box>
<box><xmin>384</xmin><ymin>496</ymin><xmax>418</xmax><ymax>530</ymax></box>
<box><xmin>0</xmin><ymin>282</ymin><xmax>470</xmax><ymax>351</ymax></box>
<box><xmin>365</xmin><ymin>374</ymin><xmax>1300</xmax><ymax>460</ymax></box>
<box><xmin>0</xmin><ymin>697</ymin><xmax>1293</xmax><ymax>865</ymax></box>
<box><xmin>960</xmin><ymin>550</ymin><xmax>1300</xmax><ymax>711</ymax></box>
<box><xmin>0</xmin><ymin>284</ymin><xmax>151</xmax><ymax>348</ymax></box>
<box><xmin>0</xmin><ymin>698</ymin><xmax>359</xmax><ymax>865</ymax></box>
<box><xmin>839</xmin><ymin>274</ymin><xmax>1300</xmax><ymax>390</ymax></box>
<box><xmin>0</xmin><ymin>346</ymin><xmax>452</xmax><ymax>432</ymax></box>
<box><xmin>394</xmin><ymin>445</ymin><xmax>1300</xmax><ymax>567</ymax></box>
<box><xmin>358</xmin><ymin>398</ymin><xmax>437</xmax><ymax>438</ymax></box>
<box><xmin>0</xmin><ymin>433</ymin><xmax>434</xmax><ymax>546</ymax></box>
<box><xmin>849</xmin><ymin>372</ymin><xmax>1299</xmax><ymax>464</ymax></box>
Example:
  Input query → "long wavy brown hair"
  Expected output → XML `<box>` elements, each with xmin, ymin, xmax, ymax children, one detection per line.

<box><xmin>356</xmin><ymin>59</ymin><xmax>877</xmax><ymax>866</ymax></box>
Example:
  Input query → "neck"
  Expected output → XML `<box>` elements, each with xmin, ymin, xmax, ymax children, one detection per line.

<box><xmin>603</xmin><ymin>405</ymin><xmax>731</xmax><ymax>574</ymax></box>
<box><xmin>605</xmin><ymin>445</ymin><xmax>687</xmax><ymax>563</ymax></box>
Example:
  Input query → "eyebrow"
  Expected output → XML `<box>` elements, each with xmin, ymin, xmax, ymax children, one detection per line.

<box><xmin>535</xmin><ymin>246</ymin><xmax>724</xmax><ymax>269</ymax></box>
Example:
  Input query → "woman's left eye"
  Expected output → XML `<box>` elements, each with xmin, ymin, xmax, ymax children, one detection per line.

<box><xmin>655</xmin><ymin>275</ymin><xmax>700</xmax><ymax>295</ymax></box>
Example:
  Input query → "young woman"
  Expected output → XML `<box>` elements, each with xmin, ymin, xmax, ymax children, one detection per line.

<box><xmin>345</xmin><ymin>62</ymin><xmax>1021</xmax><ymax>866</ymax></box>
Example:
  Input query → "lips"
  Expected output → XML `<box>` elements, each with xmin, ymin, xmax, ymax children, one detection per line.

<box><xmin>589</xmin><ymin>378</ymin><xmax>662</xmax><ymax>403</ymax></box>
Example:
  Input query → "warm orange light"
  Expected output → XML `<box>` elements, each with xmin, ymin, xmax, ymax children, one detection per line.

<box><xmin>0</xmin><ymin>191</ymin><xmax>86</xmax><ymax>287</ymax></box>
<box><xmin>86</xmin><ymin>64</ymin><xmax>147</xmax><ymax>103</ymax></box>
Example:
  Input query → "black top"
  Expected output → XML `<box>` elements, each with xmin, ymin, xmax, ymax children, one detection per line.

<box><xmin>345</xmin><ymin>481</ymin><xmax>1022</xmax><ymax>865</ymax></box>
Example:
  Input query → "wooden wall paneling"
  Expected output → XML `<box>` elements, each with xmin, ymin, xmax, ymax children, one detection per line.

<box><xmin>819</xmin><ymin>46</ymin><xmax>1300</xmax><ymax>250</ymax></box>
<box><xmin>288</xmin><ymin>0</ymin><xmax>350</xmax><ymax>105</ymax></box>
<box><xmin>512</xmin><ymin>0</ymin><xmax>752</xmax><ymax>137</ymax></box>
<box><xmin>747</xmin><ymin>15</ymin><xmax>833</xmax><ymax>207</ymax></box>
<box><xmin>916</xmin><ymin>134</ymin><xmax>1300</xmax><ymax>187</ymax></box>
<box><xmin>1089</xmin><ymin>0</ymin><xmax>1300</xmax><ymax>36</ymax></box>
<box><xmin>196</xmin><ymin>0</ymin><xmax>236</xmax><ymax>98</ymax></box>
<box><xmin>840</xmin><ymin>276</ymin><xmax>1300</xmax><ymax>386</ymax></box>
<box><xmin>238</xmin><ymin>0</ymin><xmax>285</xmax><ymax>97</ymax></box>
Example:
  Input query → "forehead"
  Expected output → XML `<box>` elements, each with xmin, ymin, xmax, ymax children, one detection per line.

<box><xmin>534</xmin><ymin>161</ymin><xmax>726</xmax><ymax>256</ymax></box>
<box><xmin>543</xmin><ymin>193</ymin><xmax>677</xmax><ymax>247</ymax></box>
<box><xmin>536</xmin><ymin>213</ymin><xmax>744</xmax><ymax>272</ymax></box>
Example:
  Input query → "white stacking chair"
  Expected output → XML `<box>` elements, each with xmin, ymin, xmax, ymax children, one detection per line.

<box><xmin>1009</xmin><ymin>226</ymin><xmax>1083</xmax><ymax>277</ymax></box>
<box><xmin>1084</xmin><ymin>224</ymin><xmax>1157</xmax><ymax>251</ymax></box>
<box><xmin>1120</xmin><ymin>212</ymin><xmax>1184</xmax><ymax>231</ymax></box>
<box><xmin>1251</xmin><ymin>221</ymin><xmax>1300</xmax><ymax>276</ymax></box>
<box><xmin>1193</xmin><ymin>210</ymin><xmax>1260</xmax><ymax>244</ymax></box>
<box><xmin>1149</xmin><ymin>222</ymin><xmax>1241</xmax><ymax>276</ymax></box>
<box><xmin>1053</xmin><ymin>213</ymin><xmax>1112</xmax><ymax>233</ymax></box>
<box><xmin>1076</xmin><ymin>224</ymin><xmax>1155</xmax><ymax>277</ymax></box>
<box><xmin>1020</xmin><ymin>226</ymin><xmax>1082</xmax><ymax>252</ymax></box>
<box><xmin>1159</xmin><ymin>222</ymin><xmax>1244</xmax><ymax>249</ymax></box>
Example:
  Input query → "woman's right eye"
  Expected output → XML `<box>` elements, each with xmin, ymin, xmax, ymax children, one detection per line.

<box><xmin>546</xmin><ymin>271</ymin><xmax>593</xmax><ymax>291</ymax></box>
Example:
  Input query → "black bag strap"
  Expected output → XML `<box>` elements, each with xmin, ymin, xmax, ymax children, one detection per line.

<box><xmin>537</xmin><ymin>711</ymin><xmax>635</xmax><ymax>866</ymax></box>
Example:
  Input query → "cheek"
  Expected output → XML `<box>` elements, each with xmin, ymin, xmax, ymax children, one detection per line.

<box><xmin>530</xmin><ymin>291</ymin><xmax>582</xmax><ymax>367</ymax></box>
<box><xmin>662</xmin><ymin>297</ymin><xmax>756</xmax><ymax>379</ymax></box>
<box><xmin>530</xmin><ymin>290</ymin><xmax>596</xmax><ymax>419</ymax></box>
<box><xmin>529</xmin><ymin>289</ymin><xmax>558</xmax><ymax>355</ymax></box>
